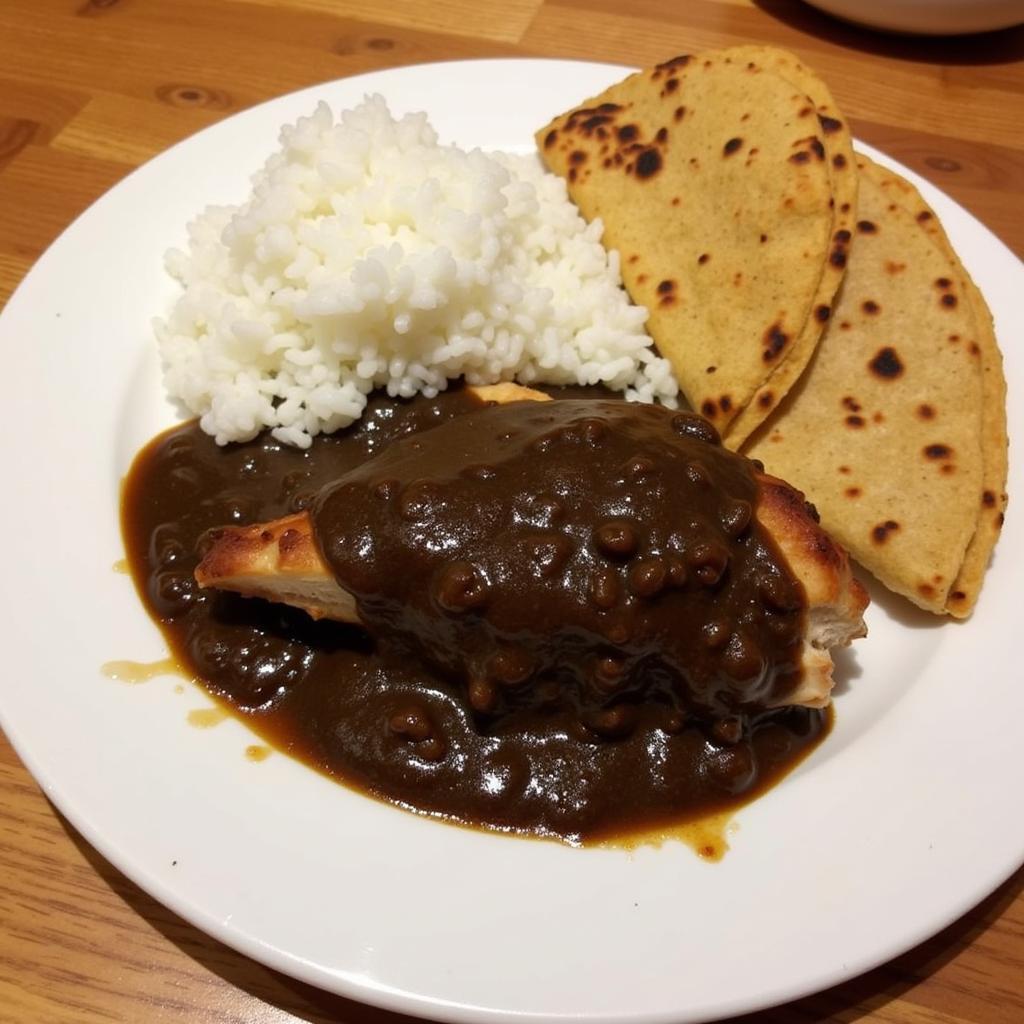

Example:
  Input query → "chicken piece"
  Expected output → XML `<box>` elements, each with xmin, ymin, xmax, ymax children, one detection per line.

<box><xmin>196</xmin><ymin>480</ymin><xmax>865</xmax><ymax>709</ymax></box>
<box><xmin>197</xmin><ymin>510</ymin><xmax>359</xmax><ymax>623</ymax></box>
<box><xmin>754</xmin><ymin>474</ymin><xmax>867</xmax><ymax>707</ymax></box>
<box><xmin>195</xmin><ymin>384</ymin><xmax>867</xmax><ymax>710</ymax></box>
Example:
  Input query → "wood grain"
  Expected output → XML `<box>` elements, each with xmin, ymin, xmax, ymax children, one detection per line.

<box><xmin>1</xmin><ymin>1</ymin><xmax>1021</xmax><ymax>1022</ymax></box>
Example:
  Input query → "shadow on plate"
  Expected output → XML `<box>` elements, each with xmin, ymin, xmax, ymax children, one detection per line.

<box><xmin>56</xmin><ymin>804</ymin><xmax>1022</xmax><ymax>1024</ymax></box>
<box><xmin>752</xmin><ymin>0</ymin><xmax>1024</xmax><ymax>64</ymax></box>
<box><xmin>857</xmin><ymin>569</ymin><xmax>953</xmax><ymax>632</ymax></box>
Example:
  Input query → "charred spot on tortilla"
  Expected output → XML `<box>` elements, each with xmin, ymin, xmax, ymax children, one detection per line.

<box><xmin>869</xmin><ymin>347</ymin><xmax>903</xmax><ymax>378</ymax></box>
<box><xmin>872</xmin><ymin>520</ymin><xmax>900</xmax><ymax>543</ymax></box>
<box><xmin>635</xmin><ymin>149</ymin><xmax>663</xmax><ymax>178</ymax></box>
<box><xmin>764</xmin><ymin>324</ymin><xmax>789</xmax><ymax>361</ymax></box>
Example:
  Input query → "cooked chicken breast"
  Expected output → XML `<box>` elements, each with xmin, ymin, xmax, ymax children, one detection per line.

<box><xmin>196</xmin><ymin>384</ymin><xmax>866</xmax><ymax>709</ymax></box>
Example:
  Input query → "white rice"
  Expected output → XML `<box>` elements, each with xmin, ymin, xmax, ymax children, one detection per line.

<box><xmin>156</xmin><ymin>95</ymin><xmax>678</xmax><ymax>447</ymax></box>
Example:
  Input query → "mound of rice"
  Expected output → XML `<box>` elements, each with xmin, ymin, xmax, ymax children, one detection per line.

<box><xmin>157</xmin><ymin>96</ymin><xmax>678</xmax><ymax>447</ymax></box>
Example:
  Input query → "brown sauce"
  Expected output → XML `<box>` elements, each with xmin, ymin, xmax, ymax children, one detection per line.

<box><xmin>122</xmin><ymin>387</ymin><xmax>829</xmax><ymax>846</ymax></box>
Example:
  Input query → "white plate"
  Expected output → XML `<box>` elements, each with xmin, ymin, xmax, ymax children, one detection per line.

<box><xmin>0</xmin><ymin>59</ymin><xmax>1021</xmax><ymax>1024</ymax></box>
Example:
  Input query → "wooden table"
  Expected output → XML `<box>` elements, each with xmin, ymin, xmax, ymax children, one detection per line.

<box><xmin>1</xmin><ymin>2</ymin><xmax>1022</xmax><ymax>1021</ymax></box>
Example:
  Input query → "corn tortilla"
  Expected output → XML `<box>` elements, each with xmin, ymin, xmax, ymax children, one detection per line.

<box><xmin>537</xmin><ymin>49</ymin><xmax>839</xmax><ymax>440</ymax></box>
<box><xmin>717</xmin><ymin>46</ymin><xmax>857</xmax><ymax>449</ymax></box>
<box><xmin>860</xmin><ymin>159</ymin><xmax>1007</xmax><ymax>616</ymax></box>
<box><xmin>745</xmin><ymin>155</ymin><xmax>985</xmax><ymax>614</ymax></box>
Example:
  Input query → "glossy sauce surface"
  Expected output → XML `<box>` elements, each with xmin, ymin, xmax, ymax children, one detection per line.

<box><xmin>123</xmin><ymin>388</ymin><xmax>828</xmax><ymax>845</ymax></box>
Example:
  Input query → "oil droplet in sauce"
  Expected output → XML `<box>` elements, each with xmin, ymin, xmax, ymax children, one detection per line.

<box><xmin>600</xmin><ymin>808</ymin><xmax>735</xmax><ymax>861</ymax></box>
<box><xmin>187</xmin><ymin>707</ymin><xmax>229</xmax><ymax>728</ymax></box>
<box><xmin>245</xmin><ymin>744</ymin><xmax>272</xmax><ymax>762</ymax></box>
<box><xmin>101</xmin><ymin>657</ymin><xmax>181</xmax><ymax>684</ymax></box>
<box><xmin>111</xmin><ymin>558</ymin><xmax>130</xmax><ymax>574</ymax></box>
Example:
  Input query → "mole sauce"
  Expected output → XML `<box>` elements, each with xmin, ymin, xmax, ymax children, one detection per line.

<box><xmin>122</xmin><ymin>388</ymin><xmax>828</xmax><ymax>845</ymax></box>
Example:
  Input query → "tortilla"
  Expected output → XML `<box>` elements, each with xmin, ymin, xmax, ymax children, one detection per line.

<box><xmin>717</xmin><ymin>46</ymin><xmax>858</xmax><ymax>448</ymax></box>
<box><xmin>745</xmin><ymin>155</ymin><xmax>986</xmax><ymax>614</ymax></box>
<box><xmin>536</xmin><ymin>49</ymin><xmax>839</xmax><ymax>442</ymax></box>
<box><xmin>861</xmin><ymin>160</ymin><xmax>1008</xmax><ymax>616</ymax></box>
